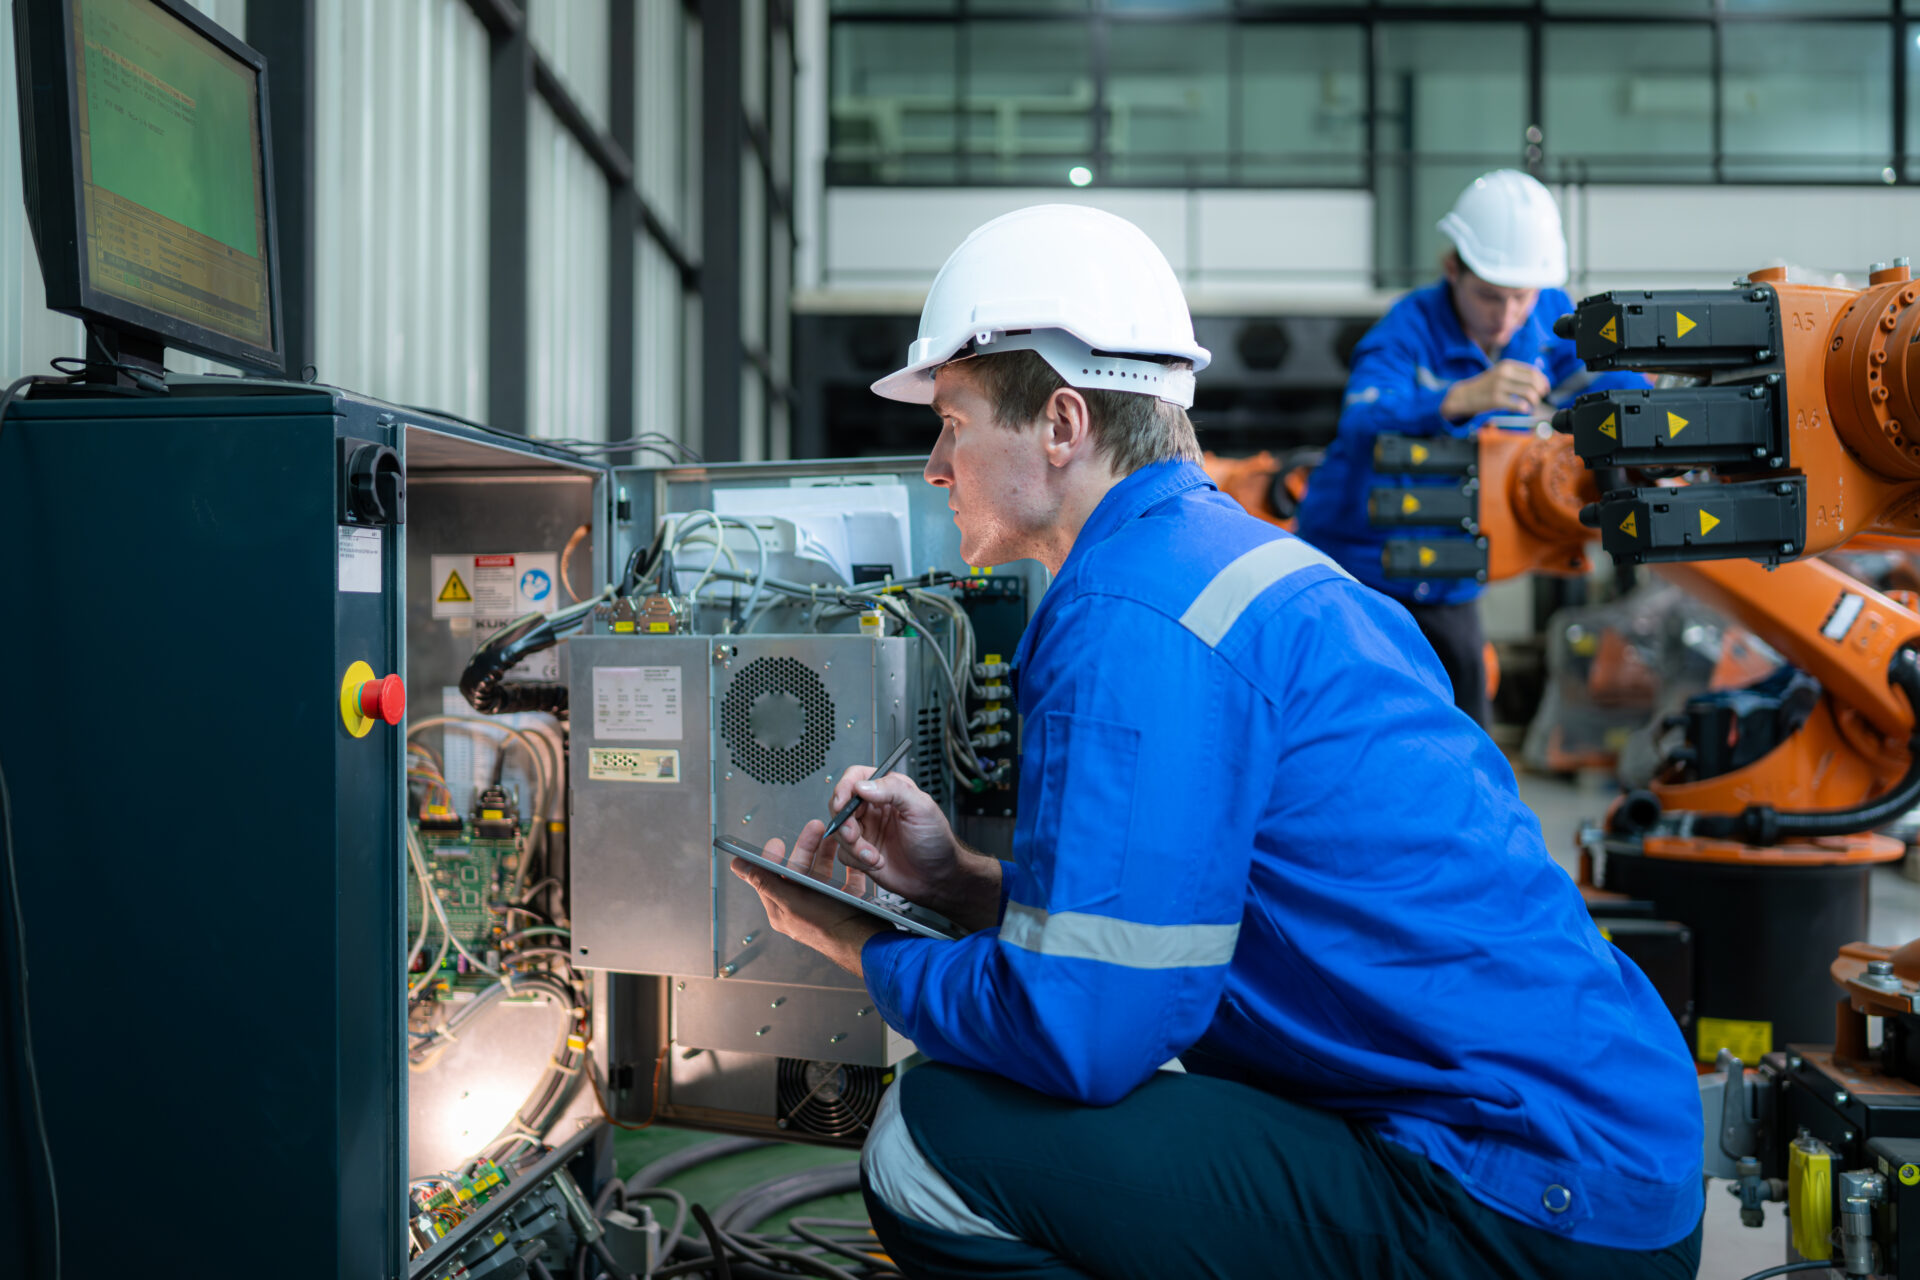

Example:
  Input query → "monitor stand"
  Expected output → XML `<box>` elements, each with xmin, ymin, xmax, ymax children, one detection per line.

<box><xmin>80</xmin><ymin>323</ymin><xmax>167</xmax><ymax>393</ymax></box>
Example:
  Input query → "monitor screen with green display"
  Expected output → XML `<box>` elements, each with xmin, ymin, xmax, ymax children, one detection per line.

<box><xmin>13</xmin><ymin>0</ymin><xmax>282</xmax><ymax>374</ymax></box>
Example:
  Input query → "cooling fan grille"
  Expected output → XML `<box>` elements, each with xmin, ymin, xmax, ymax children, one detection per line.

<box><xmin>777</xmin><ymin>1058</ymin><xmax>886</xmax><ymax>1139</ymax></box>
<box><xmin>719</xmin><ymin>656</ymin><xmax>837</xmax><ymax>786</ymax></box>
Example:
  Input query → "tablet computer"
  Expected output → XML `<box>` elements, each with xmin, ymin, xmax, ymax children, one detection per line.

<box><xmin>714</xmin><ymin>835</ymin><xmax>963</xmax><ymax>941</ymax></box>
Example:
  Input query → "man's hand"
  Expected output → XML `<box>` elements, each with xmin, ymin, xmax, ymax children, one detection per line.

<box><xmin>730</xmin><ymin>821</ymin><xmax>886</xmax><ymax>978</ymax></box>
<box><xmin>828</xmin><ymin>767</ymin><xmax>1003</xmax><ymax>933</ymax></box>
<box><xmin>1440</xmin><ymin>359</ymin><xmax>1550</xmax><ymax>422</ymax></box>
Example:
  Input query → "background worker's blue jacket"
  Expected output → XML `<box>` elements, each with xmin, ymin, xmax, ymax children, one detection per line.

<box><xmin>862</xmin><ymin>460</ymin><xmax>1702</xmax><ymax>1252</ymax></box>
<box><xmin>1295</xmin><ymin>281</ymin><xmax>1649</xmax><ymax>605</ymax></box>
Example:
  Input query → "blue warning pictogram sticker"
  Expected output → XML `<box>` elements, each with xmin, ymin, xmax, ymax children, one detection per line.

<box><xmin>520</xmin><ymin>568</ymin><xmax>553</xmax><ymax>602</ymax></box>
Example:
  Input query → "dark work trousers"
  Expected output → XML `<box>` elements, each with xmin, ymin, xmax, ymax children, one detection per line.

<box><xmin>861</xmin><ymin>1063</ymin><xmax>1702</xmax><ymax>1280</ymax></box>
<box><xmin>1405</xmin><ymin>598</ymin><xmax>1490</xmax><ymax>727</ymax></box>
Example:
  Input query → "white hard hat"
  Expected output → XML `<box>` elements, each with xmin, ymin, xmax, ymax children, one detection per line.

<box><xmin>871</xmin><ymin>204</ymin><xmax>1211</xmax><ymax>410</ymax></box>
<box><xmin>1436</xmin><ymin>170</ymin><xmax>1567</xmax><ymax>290</ymax></box>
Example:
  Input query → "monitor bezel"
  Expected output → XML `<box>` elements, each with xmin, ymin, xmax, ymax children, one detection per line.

<box><xmin>13</xmin><ymin>0</ymin><xmax>286</xmax><ymax>375</ymax></box>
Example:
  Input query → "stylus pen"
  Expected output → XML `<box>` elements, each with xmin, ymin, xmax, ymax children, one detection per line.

<box><xmin>821</xmin><ymin>736</ymin><xmax>913</xmax><ymax>841</ymax></box>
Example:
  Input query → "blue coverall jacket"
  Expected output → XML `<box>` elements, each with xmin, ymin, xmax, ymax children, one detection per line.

<box><xmin>863</xmin><ymin>460</ymin><xmax>1703</xmax><ymax>1252</ymax></box>
<box><xmin>1295</xmin><ymin>280</ymin><xmax>1649</xmax><ymax>605</ymax></box>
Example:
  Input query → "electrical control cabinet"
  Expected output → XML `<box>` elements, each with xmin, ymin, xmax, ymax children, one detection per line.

<box><xmin>1</xmin><ymin>402</ymin><xmax>1036</xmax><ymax>1276</ymax></box>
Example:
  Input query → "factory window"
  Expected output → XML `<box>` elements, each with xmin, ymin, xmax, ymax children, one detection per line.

<box><xmin>1374</xmin><ymin>22</ymin><xmax>1528</xmax><ymax>288</ymax></box>
<box><xmin>1105</xmin><ymin>21</ymin><xmax>1232</xmax><ymax>185</ymax></box>
<box><xmin>1237</xmin><ymin>25</ymin><xmax>1367</xmax><ymax>186</ymax></box>
<box><xmin>1542</xmin><ymin>24</ymin><xmax>1715</xmax><ymax>182</ymax></box>
<box><xmin>1722</xmin><ymin>22</ymin><xmax>1891</xmax><ymax>181</ymax></box>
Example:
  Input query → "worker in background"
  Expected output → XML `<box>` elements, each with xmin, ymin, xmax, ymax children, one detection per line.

<box><xmin>1295</xmin><ymin>169</ymin><xmax>1650</xmax><ymax>725</ymax></box>
<box><xmin>730</xmin><ymin>204</ymin><xmax>1702</xmax><ymax>1278</ymax></box>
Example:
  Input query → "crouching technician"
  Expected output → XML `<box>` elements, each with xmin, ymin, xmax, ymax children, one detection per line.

<box><xmin>1295</xmin><ymin>170</ymin><xmax>1650</xmax><ymax>725</ymax></box>
<box><xmin>731</xmin><ymin>204</ymin><xmax>1703</xmax><ymax>1279</ymax></box>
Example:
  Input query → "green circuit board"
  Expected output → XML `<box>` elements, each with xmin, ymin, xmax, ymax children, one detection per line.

<box><xmin>407</xmin><ymin>822</ymin><xmax>526</xmax><ymax>997</ymax></box>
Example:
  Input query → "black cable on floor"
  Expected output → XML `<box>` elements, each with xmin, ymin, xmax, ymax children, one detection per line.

<box><xmin>626</xmin><ymin>1136</ymin><xmax>777</xmax><ymax>1191</ymax></box>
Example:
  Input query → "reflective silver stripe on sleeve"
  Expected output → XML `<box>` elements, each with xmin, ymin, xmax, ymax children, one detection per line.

<box><xmin>1178</xmin><ymin>538</ymin><xmax>1351</xmax><ymax>648</ymax></box>
<box><xmin>1000</xmin><ymin>902</ymin><xmax>1241</xmax><ymax>970</ymax></box>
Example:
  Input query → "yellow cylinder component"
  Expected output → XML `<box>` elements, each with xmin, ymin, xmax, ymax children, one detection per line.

<box><xmin>1790</xmin><ymin>1135</ymin><xmax>1834</xmax><ymax>1261</ymax></box>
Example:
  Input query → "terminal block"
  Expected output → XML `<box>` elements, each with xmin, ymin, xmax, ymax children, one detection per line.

<box><xmin>1586</xmin><ymin>478</ymin><xmax>1806</xmax><ymax>567</ymax></box>
<box><xmin>1556</xmin><ymin>287</ymin><xmax>1781</xmax><ymax>372</ymax></box>
<box><xmin>1557</xmin><ymin>384</ymin><xmax>1788</xmax><ymax>472</ymax></box>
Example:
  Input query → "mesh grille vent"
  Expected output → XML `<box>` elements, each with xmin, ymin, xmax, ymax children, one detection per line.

<box><xmin>720</xmin><ymin>656</ymin><xmax>837</xmax><ymax>786</ymax></box>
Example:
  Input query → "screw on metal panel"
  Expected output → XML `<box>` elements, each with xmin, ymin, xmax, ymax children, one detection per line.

<box><xmin>771</xmin><ymin>997</ymin><xmax>786</xmax><ymax>1008</ymax></box>
<box><xmin>1789</xmin><ymin>1055</ymin><xmax>1803</xmax><ymax>1069</ymax></box>
<box><xmin>682</xmin><ymin>1048</ymin><xmax>702</xmax><ymax>1060</ymax></box>
<box><xmin>1870</xmin><ymin>960</ymin><xmax>1895</xmax><ymax>976</ymax></box>
<box><xmin>776</xmin><ymin>1118</ymin><xmax>790</xmax><ymax>1129</ymax></box>
<box><xmin>725</xmin><ymin>772</ymin><xmax>734</xmax><ymax>780</ymax></box>
<box><xmin>856</xmin><ymin>1007</ymin><xmax>870</xmax><ymax>1017</ymax></box>
<box><xmin>677</xmin><ymin>982</ymin><xmax>686</xmax><ymax>991</ymax></box>
<box><xmin>742</xmin><ymin>933</ymin><xmax>758</xmax><ymax>946</ymax></box>
<box><xmin>824</xmin><ymin>662</ymin><xmax>832</xmax><ymax>669</ymax></box>
<box><xmin>829</xmin><ymin>1034</ymin><xmax>847</xmax><ymax>1044</ymax></box>
<box><xmin>1846</xmin><ymin>1131</ymin><xmax>1856</xmax><ymax>1142</ymax></box>
<box><xmin>742</xmin><ymin>815</ymin><xmax>752</xmax><ymax>823</ymax></box>
<box><xmin>721</xmin><ymin>963</ymin><xmax>737</xmax><ymax>977</ymax></box>
<box><xmin>756</xmin><ymin>1026</ymin><xmax>770</xmax><ymax>1037</ymax></box>
<box><xmin>1838</xmin><ymin>1091</ymin><xmax>1851</xmax><ymax>1105</ymax></box>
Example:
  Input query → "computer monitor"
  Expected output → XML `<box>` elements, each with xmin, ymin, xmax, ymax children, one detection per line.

<box><xmin>12</xmin><ymin>0</ymin><xmax>284</xmax><ymax>379</ymax></box>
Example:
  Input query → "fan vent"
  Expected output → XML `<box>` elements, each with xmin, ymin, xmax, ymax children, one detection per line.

<box><xmin>914</xmin><ymin>698</ymin><xmax>946</xmax><ymax>807</ymax></box>
<box><xmin>777</xmin><ymin>1058</ymin><xmax>885</xmax><ymax>1139</ymax></box>
<box><xmin>720</xmin><ymin>657</ymin><xmax>837</xmax><ymax>786</ymax></box>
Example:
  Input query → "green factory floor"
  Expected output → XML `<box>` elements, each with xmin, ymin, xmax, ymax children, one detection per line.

<box><xmin>609</xmin><ymin>1125</ymin><xmax>869</xmax><ymax>1237</ymax></box>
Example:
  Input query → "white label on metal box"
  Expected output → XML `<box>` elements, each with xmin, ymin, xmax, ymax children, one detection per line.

<box><xmin>588</xmin><ymin>747</ymin><xmax>682</xmax><ymax>782</ymax></box>
<box><xmin>431</xmin><ymin>550</ymin><xmax>561</xmax><ymax>679</ymax></box>
<box><xmin>593</xmin><ymin>666</ymin><xmax>683</xmax><ymax>741</ymax></box>
<box><xmin>337</xmin><ymin>526</ymin><xmax>383</xmax><ymax>593</ymax></box>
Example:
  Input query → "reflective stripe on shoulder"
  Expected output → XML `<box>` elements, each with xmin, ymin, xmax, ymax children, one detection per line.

<box><xmin>1001</xmin><ymin>902</ymin><xmax>1240</xmax><ymax>970</ymax></box>
<box><xmin>1178</xmin><ymin>538</ymin><xmax>1352</xmax><ymax>648</ymax></box>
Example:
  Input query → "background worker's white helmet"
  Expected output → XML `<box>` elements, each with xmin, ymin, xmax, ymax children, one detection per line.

<box><xmin>871</xmin><ymin>204</ymin><xmax>1211</xmax><ymax>410</ymax></box>
<box><xmin>1435</xmin><ymin>170</ymin><xmax>1568</xmax><ymax>290</ymax></box>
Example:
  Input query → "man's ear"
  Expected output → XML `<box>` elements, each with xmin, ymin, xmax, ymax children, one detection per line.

<box><xmin>1042</xmin><ymin>387</ymin><xmax>1092</xmax><ymax>469</ymax></box>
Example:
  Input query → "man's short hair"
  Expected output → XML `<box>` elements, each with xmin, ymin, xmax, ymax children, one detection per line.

<box><xmin>953</xmin><ymin>348</ymin><xmax>1201</xmax><ymax>477</ymax></box>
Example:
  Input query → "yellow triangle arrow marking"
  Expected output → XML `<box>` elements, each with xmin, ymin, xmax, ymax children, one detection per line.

<box><xmin>1598</xmin><ymin>315</ymin><xmax>1618</xmax><ymax>344</ymax></box>
<box><xmin>1700</xmin><ymin>509</ymin><xmax>1721</xmax><ymax>536</ymax></box>
<box><xmin>1401</xmin><ymin>493</ymin><xmax>1421</xmax><ymax>515</ymax></box>
<box><xmin>1598</xmin><ymin>412</ymin><xmax>1617</xmax><ymax>440</ymax></box>
<box><xmin>1667</xmin><ymin>411</ymin><xmax>1689</xmax><ymax>438</ymax></box>
<box><xmin>1619</xmin><ymin>513</ymin><xmax>1638</xmax><ymax>538</ymax></box>
<box><xmin>437</xmin><ymin>570</ymin><xmax>473</xmax><ymax>603</ymax></box>
<box><xmin>1418</xmin><ymin>546</ymin><xmax>1436</xmax><ymax>568</ymax></box>
<box><xmin>1410</xmin><ymin>443</ymin><xmax>1429</xmax><ymax>465</ymax></box>
<box><xmin>1676</xmin><ymin>312</ymin><xmax>1697</xmax><ymax>339</ymax></box>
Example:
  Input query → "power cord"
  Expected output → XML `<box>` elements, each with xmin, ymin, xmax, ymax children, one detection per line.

<box><xmin>1</xmin><ymin>757</ymin><xmax>59</xmax><ymax>1280</ymax></box>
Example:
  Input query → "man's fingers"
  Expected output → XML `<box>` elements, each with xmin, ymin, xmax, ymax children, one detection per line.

<box><xmin>831</xmin><ymin>764</ymin><xmax>878</xmax><ymax>811</ymax></box>
<box><xmin>799</xmin><ymin>819</ymin><xmax>838</xmax><ymax>881</ymax></box>
<box><xmin>760</xmin><ymin>837</ymin><xmax>788</xmax><ymax>867</ymax></box>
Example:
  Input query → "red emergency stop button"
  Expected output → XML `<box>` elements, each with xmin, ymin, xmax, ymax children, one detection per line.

<box><xmin>356</xmin><ymin>674</ymin><xmax>406</xmax><ymax>725</ymax></box>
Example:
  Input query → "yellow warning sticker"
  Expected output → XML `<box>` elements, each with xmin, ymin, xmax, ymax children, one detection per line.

<box><xmin>493</xmin><ymin>1231</ymin><xmax>507</xmax><ymax>1246</ymax></box>
<box><xmin>1668</xmin><ymin>412</ymin><xmax>1689</xmax><ymax>438</ymax></box>
<box><xmin>984</xmin><ymin>654</ymin><xmax>1003</xmax><ymax>665</ymax></box>
<box><xmin>648</xmin><ymin>622</ymin><xmax>671</xmax><ymax>633</ymax></box>
<box><xmin>437</xmin><ymin>570</ymin><xmax>473</xmax><ymax>604</ymax></box>
<box><xmin>1598</xmin><ymin>315</ymin><xmax>1618</xmax><ymax>344</ymax></box>
<box><xmin>1700</xmin><ymin>509</ymin><xmax>1721</xmax><ymax>536</ymax></box>
<box><xmin>1418</xmin><ymin>546</ymin><xmax>1437</xmax><ymax>568</ymax></box>
<box><xmin>1696</xmin><ymin>1016</ymin><xmax>1771</xmax><ymax>1065</ymax></box>
<box><xmin>1619</xmin><ymin>512</ymin><xmax>1639</xmax><ymax>538</ymax></box>
<box><xmin>613</xmin><ymin>620</ymin><xmax>636</xmax><ymax>633</ymax></box>
<box><xmin>1411</xmin><ymin>443</ymin><xmax>1429</xmax><ymax>465</ymax></box>
<box><xmin>1676</xmin><ymin>311</ymin><xmax>1698</xmax><ymax>339</ymax></box>
<box><xmin>1401</xmin><ymin>493</ymin><xmax>1421</xmax><ymax>515</ymax></box>
<box><xmin>1902</xmin><ymin>1164</ymin><xmax>1920</xmax><ymax>1186</ymax></box>
<box><xmin>1597</xmin><ymin>412</ymin><xmax>1617</xmax><ymax>440</ymax></box>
